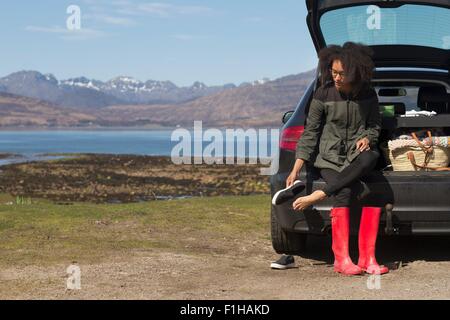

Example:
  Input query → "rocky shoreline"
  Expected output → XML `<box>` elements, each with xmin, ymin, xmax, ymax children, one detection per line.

<box><xmin>0</xmin><ymin>154</ymin><xmax>271</xmax><ymax>203</ymax></box>
<box><xmin>0</xmin><ymin>153</ymin><xmax>21</xmax><ymax>160</ymax></box>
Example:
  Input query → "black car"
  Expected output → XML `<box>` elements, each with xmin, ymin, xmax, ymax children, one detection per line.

<box><xmin>271</xmin><ymin>0</ymin><xmax>450</xmax><ymax>254</ymax></box>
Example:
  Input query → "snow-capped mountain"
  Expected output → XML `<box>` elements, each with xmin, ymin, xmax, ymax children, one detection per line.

<box><xmin>60</xmin><ymin>77</ymin><xmax>103</xmax><ymax>91</ymax></box>
<box><xmin>0</xmin><ymin>71</ymin><xmax>123</xmax><ymax>109</ymax></box>
<box><xmin>97</xmin><ymin>76</ymin><xmax>235</xmax><ymax>104</ymax></box>
<box><xmin>0</xmin><ymin>71</ymin><xmax>238</xmax><ymax>108</ymax></box>
<box><xmin>97</xmin><ymin>70</ymin><xmax>316</xmax><ymax>128</ymax></box>
<box><xmin>253</xmin><ymin>77</ymin><xmax>271</xmax><ymax>85</ymax></box>
<box><xmin>100</xmin><ymin>76</ymin><xmax>180</xmax><ymax>104</ymax></box>
<box><xmin>238</xmin><ymin>77</ymin><xmax>271</xmax><ymax>88</ymax></box>
<box><xmin>0</xmin><ymin>69</ymin><xmax>317</xmax><ymax>128</ymax></box>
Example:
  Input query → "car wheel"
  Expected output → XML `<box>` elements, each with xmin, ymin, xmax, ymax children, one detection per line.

<box><xmin>271</xmin><ymin>206</ymin><xmax>307</xmax><ymax>255</ymax></box>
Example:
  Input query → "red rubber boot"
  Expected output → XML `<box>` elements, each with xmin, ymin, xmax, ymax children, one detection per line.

<box><xmin>330</xmin><ymin>207</ymin><xmax>363</xmax><ymax>275</ymax></box>
<box><xmin>357</xmin><ymin>207</ymin><xmax>389</xmax><ymax>275</ymax></box>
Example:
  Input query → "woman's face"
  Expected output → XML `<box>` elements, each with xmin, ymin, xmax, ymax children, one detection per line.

<box><xmin>331</xmin><ymin>60</ymin><xmax>351</xmax><ymax>93</ymax></box>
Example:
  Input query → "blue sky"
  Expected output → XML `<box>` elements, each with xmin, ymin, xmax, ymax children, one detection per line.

<box><xmin>0</xmin><ymin>0</ymin><xmax>318</xmax><ymax>86</ymax></box>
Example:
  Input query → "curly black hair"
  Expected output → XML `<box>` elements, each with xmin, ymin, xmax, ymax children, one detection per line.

<box><xmin>318</xmin><ymin>42</ymin><xmax>375</xmax><ymax>96</ymax></box>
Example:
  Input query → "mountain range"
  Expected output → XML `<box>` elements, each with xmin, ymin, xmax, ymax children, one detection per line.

<box><xmin>0</xmin><ymin>71</ymin><xmax>245</xmax><ymax>108</ymax></box>
<box><xmin>0</xmin><ymin>70</ymin><xmax>316</xmax><ymax>128</ymax></box>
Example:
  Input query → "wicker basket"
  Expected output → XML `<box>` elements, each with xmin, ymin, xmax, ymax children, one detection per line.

<box><xmin>381</xmin><ymin>130</ymin><xmax>450</xmax><ymax>171</ymax></box>
<box><xmin>385</xmin><ymin>145</ymin><xmax>450</xmax><ymax>171</ymax></box>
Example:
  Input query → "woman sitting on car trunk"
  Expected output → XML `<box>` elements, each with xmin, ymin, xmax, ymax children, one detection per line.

<box><xmin>288</xmin><ymin>42</ymin><xmax>388</xmax><ymax>275</ymax></box>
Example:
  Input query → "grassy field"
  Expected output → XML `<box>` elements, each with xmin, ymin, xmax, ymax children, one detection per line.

<box><xmin>0</xmin><ymin>193</ymin><xmax>271</xmax><ymax>268</ymax></box>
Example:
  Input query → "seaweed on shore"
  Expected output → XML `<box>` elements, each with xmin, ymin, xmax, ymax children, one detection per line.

<box><xmin>0</xmin><ymin>154</ymin><xmax>271</xmax><ymax>203</ymax></box>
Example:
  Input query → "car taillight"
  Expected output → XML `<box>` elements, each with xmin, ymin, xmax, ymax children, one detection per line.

<box><xmin>280</xmin><ymin>126</ymin><xmax>304</xmax><ymax>151</ymax></box>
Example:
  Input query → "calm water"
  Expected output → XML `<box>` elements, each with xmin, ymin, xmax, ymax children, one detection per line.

<box><xmin>0</xmin><ymin>130</ymin><xmax>279</xmax><ymax>165</ymax></box>
<box><xmin>0</xmin><ymin>130</ymin><xmax>177</xmax><ymax>156</ymax></box>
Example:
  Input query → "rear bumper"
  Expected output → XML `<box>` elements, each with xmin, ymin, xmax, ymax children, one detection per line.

<box><xmin>270</xmin><ymin>170</ymin><xmax>450</xmax><ymax>236</ymax></box>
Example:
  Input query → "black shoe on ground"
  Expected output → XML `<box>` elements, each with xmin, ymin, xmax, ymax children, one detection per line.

<box><xmin>272</xmin><ymin>180</ymin><xmax>306</xmax><ymax>205</ymax></box>
<box><xmin>270</xmin><ymin>255</ymin><xmax>296</xmax><ymax>270</ymax></box>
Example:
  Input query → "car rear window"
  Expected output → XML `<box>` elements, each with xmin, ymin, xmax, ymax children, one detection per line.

<box><xmin>375</xmin><ymin>84</ymin><xmax>449</xmax><ymax>114</ymax></box>
<box><xmin>320</xmin><ymin>4</ymin><xmax>450</xmax><ymax>50</ymax></box>
<box><xmin>375</xmin><ymin>86</ymin><xmax>419</xmax><ymax>112</ymax></box>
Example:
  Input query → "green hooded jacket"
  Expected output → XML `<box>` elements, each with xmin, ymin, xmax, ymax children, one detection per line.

<box><xmin>296</xmin><ymin>81</ymin><xmax>381</xmax><ymax>172</ymax></box>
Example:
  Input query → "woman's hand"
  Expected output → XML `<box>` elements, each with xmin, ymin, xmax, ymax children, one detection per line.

<box><xmin>286</xmin><ymin>170</ymin><xmax>298</xmax><ymax>188</ymax></box>
<box><xmin>286</xmin><ymin>159</ymin><xmax>305</xmax><ymax>188</ymax></box>
<box><xmin>356</xmin><ymin>137</ymin><xmax>371</xmax><ymax>152</ymax></box>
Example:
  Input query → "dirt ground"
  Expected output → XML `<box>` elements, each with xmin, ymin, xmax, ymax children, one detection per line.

<box><xmin>1</xmin><ymin>235</ymin><xmax>449</xmax><ymax>300</ymax></box>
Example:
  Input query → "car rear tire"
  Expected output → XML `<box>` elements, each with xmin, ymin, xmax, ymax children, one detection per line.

<box><xmin>271</xmin><ymin>207</ymin><xmax>307</xmax><ymax>255</ymax></box>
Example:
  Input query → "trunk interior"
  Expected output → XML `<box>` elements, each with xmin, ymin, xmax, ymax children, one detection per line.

<box><xmin>372</xmin><ymin>77</ymin><xmax>450</xmax><ymax>174</ymax></box>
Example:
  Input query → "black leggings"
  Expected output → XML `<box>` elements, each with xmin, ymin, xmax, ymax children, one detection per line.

<box><xmin>320</xmin><ymin>149</ymin><xmax>380</xmax><ymax>207</ymax></box>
